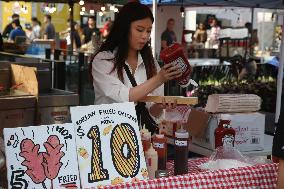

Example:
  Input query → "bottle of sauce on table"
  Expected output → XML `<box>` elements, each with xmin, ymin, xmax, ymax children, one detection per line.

<box><xmin>214</xmin><ymin>119</ymin><xmax>235</xmax><ymax>148</ymax></box>
<box><xmin>140</xmin><ymin>125</ymin><xmax>152</xmax><ymax>152</ymax></box>
<box><xmin>174</xmin><ymin>127</ymin><xmax>189</xmax><ymax>176</ymax></box>
<box><xmin>152</xmin><ymin>133</ymin><xmax>167</xmax><ymax>170</ymax></box>
<box><xmin>145</xmin><ymin>144</ymin><xmax>158</xmax><ymax>179</ymax></box>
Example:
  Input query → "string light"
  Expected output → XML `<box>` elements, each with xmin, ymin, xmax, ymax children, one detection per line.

<box><xmin>79</xmin><ymin>0</ymin><xmax>84</xmax><ymax>6</ymax></box>
<box><xmin>90</xmin><ymin>9</ymin><xmax>95</xmax><ymax>14</ymax></box>
<box><xmin>81</xmin><ymin>7</ymin><xmax>85</xmax><ymax>11</ymax></box>
<box><xmin>110</xmin><ymin>5</ymin><xmax>115</xmax><ymax>11</ymax></box>
<box><xmin>101</xmin><ymin>6</ymin><xmax>106</xmax><ymax>11</ymax></box>
<box><xmin>99</xmin><ymin>11</ymin><xmax>103</xmax><ymax>16</ymax></box>
<box><xmin>114</xmin><ymin>8</ymin><xmax>118</xmax><ymax>12</ymax></box>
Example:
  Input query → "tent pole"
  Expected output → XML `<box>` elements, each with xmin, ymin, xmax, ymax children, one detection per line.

<box><xmin>68</xmin><ymin>0</ymin><xmax>74</xmax><ymax>54</ymax></box>
<box><xmin>152</xmin><ymin>0</ymin><xmax>157</xmax><ymax>58</ymax></box>
<box><xmin>275</xmin><ymin>16</ymin><xmax>284</xmax><ymax>123</ymax></box>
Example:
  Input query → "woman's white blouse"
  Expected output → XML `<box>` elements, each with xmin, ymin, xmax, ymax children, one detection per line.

<box><xmin>92</xmin><ymin>50</ymin><xmax>164</xmax><ymax>105</ymax></box>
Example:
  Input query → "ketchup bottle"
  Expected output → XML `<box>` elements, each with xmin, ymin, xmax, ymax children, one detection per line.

<box><xmin>214</xmin><ymin>120</ymin><xmax>236</xmax><ymax>148</ymax></box>
<box><xmin>174</xmin><ymin>127</ymin><xmax>189</xmax><ymax>175</ymax></box>
<box><xmin>160</xmin><ymin>43</ymin><xmax>192</xmax><ymax>88</ymax></box>
<box><xmin>152</xmin><ymin>134</ymin><xmax>167</xmax><ymax>170</ymax></box>
<box><xmin>140</xmin><ymin>125</ymin><xmax>152</xmax><ymax>152</ymax></box>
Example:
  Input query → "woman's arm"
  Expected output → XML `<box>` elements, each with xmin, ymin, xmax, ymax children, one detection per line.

<box><xmin>129</xmin><ymin>63</ymin><xmax>181</xmax><ymax>102</ymax></box>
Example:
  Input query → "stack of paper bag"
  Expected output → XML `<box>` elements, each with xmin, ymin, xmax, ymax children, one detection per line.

<box><xmin>205</xmin><ymin>94</ymin><xmax>261</xmax><ymax>113</ymax></box>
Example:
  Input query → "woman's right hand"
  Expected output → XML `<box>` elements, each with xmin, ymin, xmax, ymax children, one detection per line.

<box><xmin>158</xmin><ymin>63</ymin><xmax>182</xmax><ymax>83</ymax></box>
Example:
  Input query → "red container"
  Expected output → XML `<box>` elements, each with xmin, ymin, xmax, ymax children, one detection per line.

<box><xmin>160</xmin><ymin>43</ymin><xmax>192</xmax><ymax>87</ymax></box>
<box><xmin>214</xmin><ymin>120</ymin><xmax>236</xmax><ymax>148</ymax></box>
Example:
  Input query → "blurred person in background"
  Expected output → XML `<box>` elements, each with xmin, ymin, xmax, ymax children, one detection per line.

<box><xmin>60</xmin><ymin>19</ymin><xmax>81</xmax><ymax>50</ymax></box>
<box><xmin>82</xmin><ymin>16</ymin><xmax>100</xmax><ymax>45</ymax></box>
<box><xmin>160</xmin><ymin>18</ymin><xmax>177</xmax><ymax>51</ymax></box>
<box><xmin>9</xmin><ymin>19</ymin><xmax>26</xmax><ymax>42</ymax></box>
<box><xmin>3</xmin><ymin>14</ymin><xmax>21</xmax><ymax>38</ymax></box>
<box><xmin>43</xmin><ymin>14</ymin><xmax>55</xmax><ymax>40</ymax></box>
<box><xmin>194</xmin><ymin>22</ymin><xmax>207</xmax><ymax>44</ymax></box>
<box><xmin>209</xmin><ymin>18</ymin><xmax>220</xmax><ymax>48</ymax></box>
<box><xmin>31</xmin><ymin>17</ymin><xmax>41</xmax><ymax>40</ymax></box>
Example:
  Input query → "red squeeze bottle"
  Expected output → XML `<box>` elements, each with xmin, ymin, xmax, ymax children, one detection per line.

<box><xmin>160</xmin><ymin>43</ymin><xmax>192</xmax><ymax>87</ymax></box>
<box><xmin>152</xmin><ymin>134</ymin><xmax>167</xmax><ymax>170</ymax></box>
<box><xmin>174</xmin><ymin>127</ymin><xmax>189</xmax><ymax>175</ymax></box>
<box><xmin>214</xmin><ymin>120</ymin><xmax>236</xmax><ymax>148</ymax></box>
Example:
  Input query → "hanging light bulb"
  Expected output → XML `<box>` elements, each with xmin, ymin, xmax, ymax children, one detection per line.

<box><xmin>101</xmin><ymin>6</ymin><xmax>106</xmax><ymax>11</ymax></box>
<box><xmin>110</xmin><ymin>5</ymin><xmax>115</xmax><ymax>11</ymax></box>
<box><xmin>79</xmin><ymin>0</ymin><xmax>84</xmax><ymax>6</ymax></box>
<box><xmin>80</xmin><ymin>11</ymin><xmax>84</xmax><ymax>15</ymax></box>
<box><xmin>69</xmin><ymin>7</ymin><xmax>71</xmax><ymax>12</ymax></box>
<box><xmin>114</xmin><ymin>8</ymin><xmax>118</xmax><ymax>12</ymax></box>
<box><xmin>81</xmin><ymin>7</ymin><xmax>85</xmax><ymax>12</ymax></box>
<box><xmin>45</xmin><ymin>4</ymin><xmax>50</xmax><ymax>12</ymax></box>
<box><xmin>90</xmin><ymin>10</ymin><xmax>95</xmax><ymax>14</ymax></box>
<box><xmin>14</xmin><ymin>1</ymin><xmax>20</xmax><ymax>7</ymax></box>
<box><xmin>99</xmin><ymin>11</ymin><xmax>104</xmax><ymax>16</ymax></box>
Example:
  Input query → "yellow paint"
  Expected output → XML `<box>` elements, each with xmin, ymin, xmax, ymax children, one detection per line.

<box><xmin>1</xmin><ymin>1</ymin><xmax>32</xmax><ymax>32</ymax></box>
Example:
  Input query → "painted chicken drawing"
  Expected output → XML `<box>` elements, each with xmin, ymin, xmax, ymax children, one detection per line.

<box><xmin>19</xmin><ymin>135</ymin><xmax>65</xmax><ymax>189</ymax></box>
<box><xmin>43</xmin><ymin>135</ymin><xmax>65</xmax><ymax>189</ymax></box>
<box><xmin>19</xmin><ymin>139</ymin><xmax>47</xmax><ymax>186</ymax></box>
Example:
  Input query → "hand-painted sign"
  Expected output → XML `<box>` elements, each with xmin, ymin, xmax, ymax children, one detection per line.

<box><xmin>4</xmin><ymin>124</ymin><xmax>80</xmax><ymax>189</ymax></box>
<box><xmin>71</xmin><ymin>102</ymin><xmax>148</xmax><ymax>188</ymax></box>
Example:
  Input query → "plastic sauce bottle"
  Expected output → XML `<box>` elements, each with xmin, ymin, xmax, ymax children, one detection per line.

<box><xmin>152</xmin><ymin>134</ymin><xmax>167</xmax><ymax>170</ymax></box>
<box><xmin>140</xmin><ymin>125</ymin><xmax>152</xmax><ymax>152</ymax></box>
<box><xmin>145</xmin><ymin>144</ymin><xmax>158</xmax><ymax>179</ymax></box>
<box><xmin>174</xmin><ymin>127</ymin><xmax>189</xmax><ymax>176</ymax></box>
<box><xmin>214</xmin><ymin>119</ymin><xmax>236</xmax><ymax>148</ymax></box>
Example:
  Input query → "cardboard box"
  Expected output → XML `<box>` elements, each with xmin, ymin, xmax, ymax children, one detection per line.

<box><xmin>192</xmin><ymin>112</ymin><xmax>265</xmax><ymax>152</ymax></box>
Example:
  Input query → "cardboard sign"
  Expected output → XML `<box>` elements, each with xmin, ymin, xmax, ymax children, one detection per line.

<box><xmin>71</xmin><ymin>102</ymin><xmax>148</xmax><ymax>188</ymax></box>
<box><xmin>3</xmin><ymin>124</ymin><xmax>80</xmax><ymax>189</ymax></box>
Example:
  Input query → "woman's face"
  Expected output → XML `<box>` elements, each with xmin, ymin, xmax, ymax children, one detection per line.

<box><xmin>128</xmin><ymin>17</ymin><xmax>152</xmax><ymax>51</ymax></box>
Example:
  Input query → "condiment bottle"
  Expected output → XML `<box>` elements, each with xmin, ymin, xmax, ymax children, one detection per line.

<box><xmin>214</xmin><ymin>119</ymin><xmax>235</xmax><ymax>148</ymax></box>
<box><xmin>160</xmin><ymin>43</ymin><xmax>192</xmax><ymax>88</ymax></box>
<box><xmin>152</xmin><ymin>134</ymin><xmax>167</xmax><ymax>170</ymax></box>
<box><xmin>145</xmin><ymin>144</ymin><xmax>158</xmax><ymax>179</ymax></box>
<box><xmin>174</xmin><ymin>127</ymin><xmax>189</xmax><ymax>175</ymax></box>
<box><xmin>140</xmin><ymin>125</ymin><xmax>152</xmax><ymax>152</ymax></box>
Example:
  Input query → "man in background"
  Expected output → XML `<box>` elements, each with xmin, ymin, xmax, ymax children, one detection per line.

<box><xmin>43</xmin><ymin>14</ymin><xmax>55</xmax><ymax>40</ymax></box>
<box><xmin>3</xmin><ymin>14</ymin><xmax>21</xmax><ymax>38</ymax></box>
<box><xmin>82</xmin><ymin>16</ymin><xmax>100</xmax><ymax>45</ymax></box>
<box><xmin>161</xmin><ymin>18</ymin><xmax>177</xmax><ymax>51</ymax></box>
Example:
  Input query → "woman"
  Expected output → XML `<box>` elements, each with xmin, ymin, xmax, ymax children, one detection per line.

<box><xmin>194</xmin><ymin>23</ymin><xmax>207</xmax><ymax>44</ymax></box>
<box><xmin>91</xmin><ymin>2</ymin><xmax>181</xmax><ymax>132</ymax></box>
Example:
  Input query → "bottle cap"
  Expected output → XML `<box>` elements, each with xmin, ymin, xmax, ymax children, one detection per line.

<box><xmin>175</xmin><ymin>126</ymin><xmax>189</xmax><ymax>139</ymax></box>
<box><xmin>146</xmin><ymin>144</ymin><xmax>157</xmax><ymax>155</ymax></box>
<box><xmin>141</xmin><ymin>124</ymin><xmax>151</xmax><ymax>139</ymax></box>
<box><xmin>155</xmin><ymin>134</ymin><xmax>164</xmax><ymax>139</ymax></box>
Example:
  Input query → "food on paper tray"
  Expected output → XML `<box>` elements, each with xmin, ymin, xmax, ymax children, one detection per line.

<box><xmin>199</xmin><ymin>159</ymin><xmax>252</xmax><ymax>171</ymax></box>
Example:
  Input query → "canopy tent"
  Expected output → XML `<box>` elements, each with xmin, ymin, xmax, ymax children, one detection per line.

<box><xmin>145</xmin><ymin>0</ymin><xmax>284</xmax><ymax>9</ymax></box>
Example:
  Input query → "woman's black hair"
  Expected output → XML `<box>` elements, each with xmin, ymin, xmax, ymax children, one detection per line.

<box><xmin>92</xmin><ymin>2</ymin><xmax>156</xmax><ymax>82</ymax></box>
